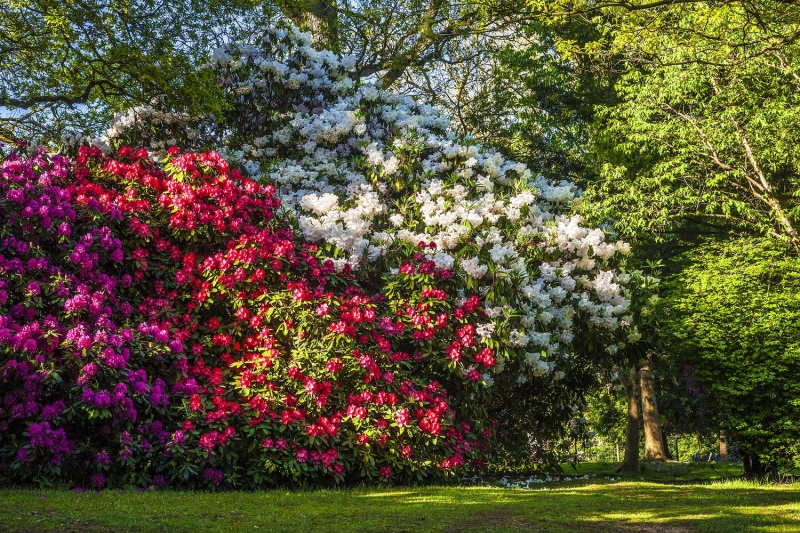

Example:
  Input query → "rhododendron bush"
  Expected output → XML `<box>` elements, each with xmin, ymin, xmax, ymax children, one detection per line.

<box><xmin>108</xmin><ymin>24</ymin><xmax>644</xmax><ymax>360</ymax></box>
<box><xmin>0</xmin><ymin>142</ymin><xmax>495</xmax><ymax>488</ymax></box>
<box><xmin>103</xmin><ymin>23</ymin><xmax>652</xmax><ymax>458</ymax></box>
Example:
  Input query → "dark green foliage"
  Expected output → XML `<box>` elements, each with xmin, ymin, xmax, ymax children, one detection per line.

<box><xmin>449</xmin><ymin>18</ymin><xmax>615</xmax><ymax>185</ymax></box>
<box><xmin>488</xmin><ymin>362</ymin><xmax>598</xmax><ymax>471</ymax></box>
<box><xmin>584</xmin><ymin>385</ymin><xmax>627</xmax><ymax>451</ymax></box>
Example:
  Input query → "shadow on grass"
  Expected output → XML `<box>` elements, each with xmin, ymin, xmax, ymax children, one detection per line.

<box><xmin>355</xmin><ymin>482</ymin><xmax>800</xmax><ymax>532</ymax></box>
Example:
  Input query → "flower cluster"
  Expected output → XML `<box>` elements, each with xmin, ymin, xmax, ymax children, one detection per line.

<box><xmin>0</xmin><ymin>143</ymin><xmax>493</xmax><ymax>489</ymax></box>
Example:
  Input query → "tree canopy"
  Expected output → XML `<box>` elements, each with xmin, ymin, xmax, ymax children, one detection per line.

<box><xmin>660</xmin><ymin>237</ymin><xmax>800</xmax><ymax>468</ymax></box>
<box><xmin>1</xmin><ymin>0</ymin><xmax>270</xmax><ymax>141</ymax></box>
<box><xmin>561</xmin><ymin>0</ymin><xmax>800</xmax><ymax>251</ymax></box>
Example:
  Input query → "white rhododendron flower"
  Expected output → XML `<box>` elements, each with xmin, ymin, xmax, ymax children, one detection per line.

<box><xmin>476</xmin><ymin>323</ymin><xmax>495</xmax><ymax>339</ymax></box>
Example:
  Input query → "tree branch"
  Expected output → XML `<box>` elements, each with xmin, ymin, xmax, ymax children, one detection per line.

<box><xmin>1</xmin><ymin>82</ymin><xmax>97</xmax><ymax>110</ymax></box>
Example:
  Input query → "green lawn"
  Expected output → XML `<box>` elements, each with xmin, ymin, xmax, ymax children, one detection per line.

<box><xmin>1</xmin><ymin>479</ymin><xmax>799</xmax><ymax>533</ymax></box>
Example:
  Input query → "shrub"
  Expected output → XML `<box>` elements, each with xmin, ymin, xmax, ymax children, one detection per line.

<box><xmin>102</xmin><ymin>24</ymin><xmax>651</xmax><ymax>459</ymax></box>
<box><xmin>0</xmin><ymin>142</ymin><xmax>493</xmax><ymax>488</ymax></box>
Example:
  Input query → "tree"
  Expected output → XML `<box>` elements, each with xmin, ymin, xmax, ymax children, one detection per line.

<box><xmin>618</xmin><ymin>365</ymin><xmax>641</xmax><ymax>471</ymax></box>
<box><xmin>1</xmin><ymin>0</ymin><xmax>268</xmax><ymax>142</ymax></box>
<box><xmin>558</xmin><ymin>0</ymin><xmax>800</xmax><ymax>253</ymax></box>
<box><xmin>438</xmin><ymin>18</ymin><xmax>615</xmax><ymax>183</ymax></box>
<box><xmin>2</xmin><ymin>0</ymin><xmax>547</xmax><ymax>148</ymax></box>
<box><xmin>272</xmin><ymin>0</ymin><xmax>533</xmax><ymax>88</ymax></box>
<box><xmin>341</xmin><ymin>0</ymin><xmax>529</xmax><ymax>88</ymax></box>
<box><xmin>508</xmin><ymin>1</ymin><xmax>800</xmax><ymax>470</ymax></box>
<box><xmin>660</xmin><ymin>237</ymin><xmax>800</xmax><ymax>474</ymax></box>
<box><xmin>639</xmin><ymin>357</ymin><xmax>668</xmax><ymax>460</ymax></box>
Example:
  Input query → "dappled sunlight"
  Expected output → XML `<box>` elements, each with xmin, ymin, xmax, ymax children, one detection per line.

<box><xmin>3</xmin><ymin>482</ymin><xmax>800</xmax><ymax>532</ymax></box>
<box><xmin>357</xmin><ymin>491</ymin><xmax>416</xmax><ymax>498</ymax></box>
<box><xmin>344</xmin><ymin>481</ymin><xmax>800</xmax><ymax>532</ymax></box>
<box><xmin>589</xmin><ymin>510</ymin><xmax>722</xmax><ymax>521</ymax></box>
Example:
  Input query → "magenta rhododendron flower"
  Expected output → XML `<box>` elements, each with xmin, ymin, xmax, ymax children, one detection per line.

<box><xmin>0</xmin><ymin>143</ymin><xmax>495</xmax><ymax>490</ymax></box>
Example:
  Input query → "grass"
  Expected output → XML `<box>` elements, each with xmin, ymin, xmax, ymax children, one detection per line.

<box><xmin>2</xmin><ymin>475</ymin><xmax>799</xmax><ymax>533</ymax></box>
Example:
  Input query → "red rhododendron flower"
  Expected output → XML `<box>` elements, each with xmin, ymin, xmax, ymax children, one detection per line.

<box><xmin>0</xmin><ymin>144</ymin><xmax>495</xmax><ymax>490</ymax></box>
<box><xmin>394</xmin><ymin>408</ymin><xmax>410</xmax><ymax>427</ymax></box>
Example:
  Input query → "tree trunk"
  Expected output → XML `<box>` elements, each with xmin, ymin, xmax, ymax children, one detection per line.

<box><xmin>640</xmin><ymin>362</ymin><xmax>668</xmax><ymax>460</ymax></box>
<box><xmin>719</xmin><ymin>429</ymin><xmax>728</xmax><ymax>461</ymax></box>
<box><xmin>615</xmin><ymin>442</ymin><xmax>620</xmax><ymax>463</ymax></box>
<box><xmin>738</xmin><ymin>132</ymin><xmax>800</xmax><ymax>255</ymax></box>
<box><xmin>695</xmin><ymin>434</ymin><xmax>702</xmax><ymax>458</ymax></box>
<box><xmin>621</xmin><ymin>366</ymin><xmax>641</xmax><ymax>472</ymax></box>
<box><xmin>276</xmin><ymin>0</ymin><xmax>339</xmax><ymax>51</ymax></box>
<box><xmin>660</xmin><ymin>425</ymin><xmax>674</xmax><ymax>460</ymax></box>
<box><xmin>743</xmin><ymin>453</ymin><xmax>765</xmax><ymax>478</ymax></box>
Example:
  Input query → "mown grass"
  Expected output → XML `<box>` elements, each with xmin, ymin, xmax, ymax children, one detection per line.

<box><xmin>1</xmin><ymin>477</ymin><xmax>799</xmax><ymax>533</ymax></box>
